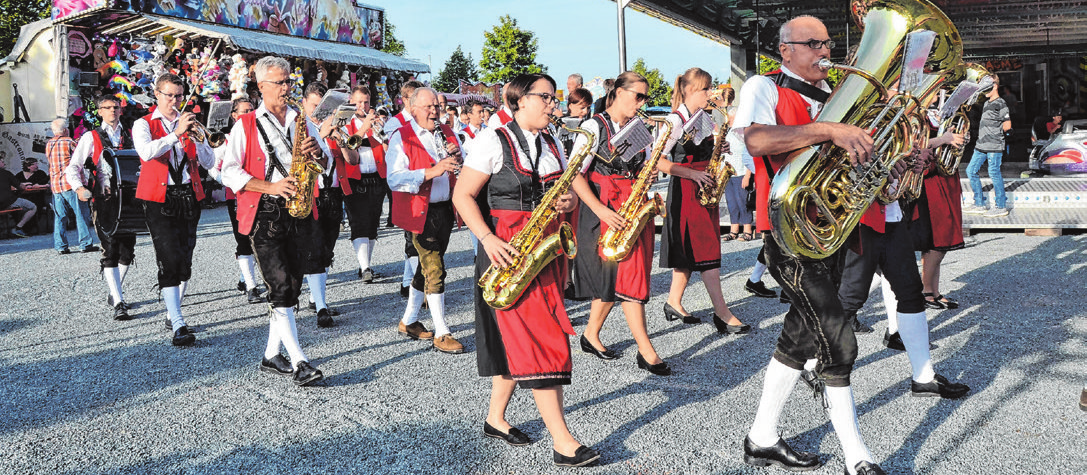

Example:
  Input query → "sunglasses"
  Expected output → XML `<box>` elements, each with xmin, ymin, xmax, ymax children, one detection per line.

<box><xmin>624</xmin><ymin>88</ymin><xmax>650</xmax><ymax>103</ymax></box>
<box><xmin>783</xmin><ymin>39</ymin><xmax>836</xmax><ymax>50</ymax></box>
<box><xmin>261</xmin><ymin>79</ymin><xmax>292</xmax><ymax>87</ymax></box>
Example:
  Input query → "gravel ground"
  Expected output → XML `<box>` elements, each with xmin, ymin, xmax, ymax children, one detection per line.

<box><xmin>1</xmin><ymin>206</ymin><xmax>1085</xmax><ymax>475</ymax></box>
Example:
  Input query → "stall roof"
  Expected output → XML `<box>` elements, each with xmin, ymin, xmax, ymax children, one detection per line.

<box><xmin>1</xmin><ymin>17</ymin><xmax>53</xmax><ymax>65</ymax></box>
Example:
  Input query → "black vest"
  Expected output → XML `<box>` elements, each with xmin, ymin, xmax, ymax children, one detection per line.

<box><xmin>669</xmin><ymin>111</ymin><xmax>715</xmax><ymax>165</ymax></box>
<box><xmin>488</xmin><ymin>127</ymin><xmax>563</xmax><ymax>212</ymax></box>
<box><xmin>585</xmin><ymin>111</ymin><xmax>646</xmax><ymax>177</ymax></box>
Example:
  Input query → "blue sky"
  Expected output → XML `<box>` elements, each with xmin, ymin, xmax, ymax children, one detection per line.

<box><xmin>382</xmin><ymin>0</ymin><xmax>732</xmax><ymax>90</ymax></box>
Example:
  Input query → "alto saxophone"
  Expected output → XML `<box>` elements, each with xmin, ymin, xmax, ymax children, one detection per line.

<box><xmin>286</xmin><ymin>96</ymin><xmax>325</xmax><ymax>218</ymax></box>
<box><xmin>478</xmin><ymin>117</ymin><xmax>595</xmax><ymax>309</ymax></box>
<box><xmin>598</xmin><ymin>112</ymin><xmax>672</xmax><ymax>262</ymax></box>
<box><xmin>697</xmin><ymin>91</ymin><xmax>737</xmax><ymax>207</ymax></box>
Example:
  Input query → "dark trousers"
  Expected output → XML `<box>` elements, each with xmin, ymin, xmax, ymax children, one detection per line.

<box><xmin>250</xmin><ymin>195</ymin><xmax>326</xmax><ymax>308</ymax></box>
<box><xmin>93</xmin><ymin>198</ymin><xmax>135</xmax><ymax>268</ymax></box>
<box><xmin>410</xmin><ymin>201</ymin><xmax>454</xmax><ymax>294</ymax></box>
<box><xmin>315</xmin><ymin>186</ymin><xmax>344</xmax><ymax>268</ymax></box>
<box><xmin>226</xmin><ymin>199</ymin><xmax>253</xmax><ymax>257</ymax></box>
<box><xmin>764</xmin><ymin>232</ymin><xmax>857</xmax><ymax>387</ymax></box>
<box><xmin>342</xmin><ymin>173</ymin><xmax>384</xmax><ymax>240</ymax></box>
<box><xmin>838</xmin><ymin>223</ymin><xmax>926</xmax><ymax>317</ymax></box>
<box><xmin>141</xmin><ymin>186</ymin><xmax>200</xmax><ymax>288</ymax></box>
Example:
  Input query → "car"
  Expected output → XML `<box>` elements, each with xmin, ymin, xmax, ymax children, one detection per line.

<box><xmin>1030</xmin><ymin>118</ymin><xmax>1087</xmax><ymax>175</ymax></box>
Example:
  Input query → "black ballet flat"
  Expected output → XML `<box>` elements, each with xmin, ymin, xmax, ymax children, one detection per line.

<box><xmin>713</xmin><ymin>313</ymin><xmax>751</xmax><ymax>335</ymax></box>
<box><xmin>635</xmin><ymin>352</ymin><xmax>672</xmax><ymax>376</ymax></box>
<box><xmin>664</xmin><ymin>303</ymin><xmax>700</xmax><ymax>324</ymax></box>
<box><xmin>579</xmin><ymin>336</ymin><xmax>619</xmax><ymax>360</ymax></box>
<box><xmin>483</xmin><ymin>422</ymin><xmax>531</xmax><ymax>447</ymax></box>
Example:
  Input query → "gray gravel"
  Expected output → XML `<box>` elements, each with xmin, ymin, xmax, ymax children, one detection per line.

<box><xmin>1</xmin><ymin>206</ymin><xmax>1085</xmax><ymax>475</ymax></box>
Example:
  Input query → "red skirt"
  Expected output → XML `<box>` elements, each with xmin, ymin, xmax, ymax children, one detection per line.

<box><xmin>660</xmin><ymin>161</ymin><xmax>722</xmax><ymax>271</ymax></box>
<box><xmin>910</xmin><ymin>171</ymin><xmax>964</xmax><ymax>251</ymax></box>
<box><xmin>590</xmin><ymin>173</ymin><xmax>653</xmax><ymax>303</ymax></box>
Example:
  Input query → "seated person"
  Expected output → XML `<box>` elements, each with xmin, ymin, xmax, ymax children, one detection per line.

<box><xmin>15</xmin><ymin>158</ymin><xmax>50</xmax><ymax>233</ymax></box>
<box><xmin>0</xmin><ymin>154</ymin><xmax>38</xmax><ymax>237</ymax></box>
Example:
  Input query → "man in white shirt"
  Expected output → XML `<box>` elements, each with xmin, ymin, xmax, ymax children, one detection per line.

<box><xmin>488</xmin><ymin>83</ymin><xmax>514</xmax><ymax>128</ymax></box>
<box><xmin>381</xmin><ymin>80</ymin><xmax>425</xmax><ymax>297</ymax></box>
<box><xmin>457</xmin><ymin>100</ymin><xmax>487</xmax><ymax>143</ymax></box>
<box><xmin>342</xmin><ymin>84</ymin><xmax>387</xmax><ymax>284</ymax></box>
<box><xmin>387</xmin><ymin>87</ymin><xmax>464</xmax><ymax>354</ymax></box>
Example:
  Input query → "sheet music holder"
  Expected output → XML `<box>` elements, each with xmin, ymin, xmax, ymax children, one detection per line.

<box><xmin>685</xmin><ymin>109</ymin><xmax>715</xmax><ymax>144</ymax></box>
<box><xmin>609</xmin><ymin>118</ymin><xmax>653</xmax><ymax>164</ymax></box>
<box><xmin>313</xmin><ymin>89</ymin><xmax>350</xmax><ymax>123</ymax></box>
<box><xmin>940</xmin><ymin>81</ymin><xmax>981</xmax><ymax>120</ymax></box>
<box><xmin>206</xmin><ymin>101</ymin><xmax>232</xmax><ymax>131</ymax></box>
<box><xmin>900</xmin><ymin>30</ymin><xmax>936</xmax><ymax>93</ymax></box>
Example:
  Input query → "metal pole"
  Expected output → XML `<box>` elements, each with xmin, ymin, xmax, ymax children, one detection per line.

<box><xmin>617</xmin><ymin>0</ymin><xmax>632</xmax><ymax>72</ymax></box>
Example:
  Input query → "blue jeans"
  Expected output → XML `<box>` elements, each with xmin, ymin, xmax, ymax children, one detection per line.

<box><xmin>966</xmin><ymin>150</ymin><xmax>1006</xmax><ymax>208</ymax></box>
<box><xmin>52</xmin><ymin>190</ymin><xmax>94</xmax><ymax>251</ymax></box>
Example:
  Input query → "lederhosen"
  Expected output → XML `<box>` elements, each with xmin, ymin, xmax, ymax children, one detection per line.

<box><xmin>341</xmin><ymin>118</ymin><xmax>386</xmax><ymax>242</ymax></box>
<box><xmin>659</xmin><ymin>107</ymin><xmax>721</xmax><ymax>271</ymax></box>
<box><xmin>569</xmin><ymin>112</ymin><xmax>653</xmax><ymax>304</ymax></box>
<box><xmin>475</xmin><ymin>122</ymin><xmax>574</xmax><ymax>388</ymax></box>
<box><xmin>312</xmin><ymin>122</ymin><xmax>347</xmax><ymax>269</ymax></box>
<box><xmin>88</xmin><ymin>127</ymin><xmax>137</xmax><ymax>269</ymax></box>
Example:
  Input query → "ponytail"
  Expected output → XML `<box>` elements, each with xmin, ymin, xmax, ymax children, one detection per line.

<box><xmin>670</xmin><ymin>74</ymin><xmax>685</xmax><ymax>111</ymax></box>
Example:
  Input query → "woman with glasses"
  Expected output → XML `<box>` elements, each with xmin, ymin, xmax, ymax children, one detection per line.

<box><xmin>567</xmin><ymin>71</ymin><xmax>672</xmax><ymax>376</ymax></box>
<box><xmin>452</xmin><ymin>73</ymin><xmax>600</xmax><ymax>468</ymax></box>
<box><xmin>655</xmin><ymin>68</ymin><xmax>750</xmax><ymax>335</ymax></box>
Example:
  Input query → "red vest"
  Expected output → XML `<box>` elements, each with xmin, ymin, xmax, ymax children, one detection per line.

<box><xmin>325</xmin><ymin>136</ymin><xmax>355</xmax><ymax>195</ymax></box>
<box><xmin>233</xmin><ymin>112</ymin><xmax>317</xmax><ymax>235</ymax></box>
<box><xmin>390</xmin><ymin>123</ymin><xmax>457</xmax><ymax>234</ymax></box>
<box><xmin>461</xmin><ymin>125</ymin><xmax>477</xmax><ymax>139</ymax></box>
<box><xmin>346</xmin><ymin>118</ymin><xmax>387</xmax><ymax>179</ymax></box>
<box><xmin>134</xmin><ymin>113</ymin><xmax>204</xmax><ymax>202</ymax></box>
<box><xmin>753</xmin><ymin>75</ymin><xmax>814</xmax><ymax>233</ymax></box>
<box><xmin>497</xmin><ymin>108</ymin><xmax>513</xmax><ymax>126</ymax></box>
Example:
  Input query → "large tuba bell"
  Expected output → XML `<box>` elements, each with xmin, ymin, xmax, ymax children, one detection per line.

<box><xmin>769</xmin><ymin>0</ymin><xmax>962</xmax><ymax>260</ymax></box>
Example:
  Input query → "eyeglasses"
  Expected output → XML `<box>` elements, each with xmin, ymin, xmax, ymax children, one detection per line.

<box><xmin>783</xmin><ymin>39</ymin><xmax>836</xmax><ymax>50</ymax></box>
<box><xmin>261</xmin><ymin>79</ymin><xmax>291</xmax><ymax>87</ymax></box>
<box><xmin>624</xmin><ymin>88</ymin><xmax>650</xmax><ymax>103</ymax></box>
<box><xmin>156</xmin><ymin>90</ymin><xmax>186</xmax><ymax>100</ymax></box>
<box><xmin>526</xmin><ymin>92</ymin><xmax>557</xmax><ymax>105</ymax></box>
<box><xmin>420</xmin><ymin>104</ymin><xmax>442</xmax><ymax>110</ymax></box>
<box><xmin>99</xmin><ymin>106</ymin><xmax>120</xmax><ymax>110</ymax></box>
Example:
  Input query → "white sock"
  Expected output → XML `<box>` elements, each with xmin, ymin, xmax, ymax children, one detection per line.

<box><xmin>751</xmin><ymin>260</ymin><xmax>767</xmax><ymax>282</ymax></box>
<box><xmin>825</xmin><ymin>385</ymin><xmax>874</xmax><ymax>473</ymax></box>
<box><xmin>269</xmin><ymin>307</ymin><xmax>307</xmax><ymax>367</ymax></box>
<box><xmin>401</xmin><ymin>286</ymin><xmax>424</xmax><ymax>325</ymax></box>
<box><xmin>352</xmin><ymin>238</ymin><xmax>371</xmax><ymax>271</ymax></box>
<box><xmin>366</xmin><ymin>238</ymin><xmax>376</xmax><ymax>263</ymax></box>
<box><xmin>104</xmin><ymin>267</ymin><xmax>123</xmax><ymax>304</ymax></box>
<box><xmin>179</xmin><ymin>280</ymin><xmax>188</xmax><ymax>303</ymax></box>
<box><xmin>882</xmin><ymin>277</ymin><xmax>899</xmax><ymax>334</ymax></box>
<box><xmin>897</xmin><ymin>311</ymin><xmax>936</xmax><ymax>384</ymax></box>
<box><xmin>264</xmin><ymin>318</ymin><xmax>282</xmax><ymax>359</ymax></box>
<box><xmin>238</xmin><ymin>255</ymin><xmax>258</xmax><ymax>291</ymax></box>
<box><xmin>747</xmin><ymin>359</ymin><xmax>802</xmax><ymax>447</ymax></box>
<box><xmin>402</xmin><ymin>256</ymin><xmax>418</xmax><ymax>287</ymax></box>
<box><xmin>162</xmin><ymin>286</ymin><xmax>185</xmax><ymax>331</ymax></box>
<box><xmin>804</xmin><ymin>358</ymin><xmax>817</xmax><ymax>371</ymax></box>
<box><xmin>427</xmin><ymin>292</ymin><xmax>449</xmax><ymax>337</ymax></box>
<box><xmin>306</xmin><ymin>273</ymin><xmax>328</xmax><ymax>311</ymax></box>
<box><xmin>118</xmin><ymin>264</ymin><xmax>130</xmax><ymax>283</ymax></box>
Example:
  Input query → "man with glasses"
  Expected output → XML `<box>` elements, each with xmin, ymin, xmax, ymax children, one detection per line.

<box><xmin>387</xmin><ymin>86</ymin><xmax>465</xmax><ymax>354</ymax></box>
<box><xmin>732</xmin><ymin>16</ymin><xmax>886</xmax><ymax>475</ymax></box>
<box><xmin>343</xmin><ymin>84</ymin><xmax>387</xmax><ymax>284</ymax></box>
<box><xmin>133</xmin><ymin>73</ymin><xmax>216</xmax><ymax>347</ymax></box>
<box><xmin>67</xmin><ymin>95</ymin><xmax>137</xmax><ymax>321</ymax></box>
<box><xmin>220</xmin><ymin>56</ymin><xmax>326</xmax><ymax>387</ymax></box>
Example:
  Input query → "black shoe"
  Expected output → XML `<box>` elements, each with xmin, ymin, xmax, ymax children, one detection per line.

<box><xmin>553</xmin><ymin>446</ymin><xmax>600</xmax><ymax>467</ymax></box>
<box><xmin>745</xmin><ymin>279</ymin><xmax>777</xmax><ymax>298</ymax></box>
<box><xmin>712</xmin><ymin>313</ymin><xmax>751</xmax><ymax>335</ymax></box>
<box><xmin>483</xmin><ymin>422</ymin><xmax>531</xmax><ymax>447</ymax></box>
<box><xmin>317</xmin><ymin>308</ymin><xmax>335</xmax><ymax>328</ymax></box>
<box><xmin>113</xmin><ymin>302</ymin><xmax>132</xmax><ymax>321</ymax></box>
<box><xmin>237</xmin><ymin>281</ymin><xmax>247</xmax><ymax>292</ymax></box>
<box><xmin>260</xmin><ymin>354</ymin><xmax>294</xmax><ymax>376</ymax></box>
<box><xmin>400</xmin><ymin>285</ymin><xmax>409</xmax><ymax>298</ymax></box>
<box><xmin>911</xmin><ymin>374</ymin><xmax>970</xmax><ymax>399</ymax></box>
<box><xmin>171</xmin><ymin>326</ymin><xmax>195</xmax><ymax>346</ymax></box>
<box><xmin>851</xmin><ymin>315</ymin><xmax>874</xmax><ymax>334</ymax></box>
<box><xmin>579</xmin><ymin>335</ymin><xmax>619</xmax><ymax>360</ymax></box>
<box><xmin>58</xmin><ymin>248</ymin><xmax>71</xmax><ymax>255</ymax></box>
<box><xmin>360</xmin><ymin>267</ymin><xmax>375</xmax><ymax>283</ymax></box>
<box><xmin>80</xmin><ymin>245</ymin><xmax>100</xmax><ymax>253</ymax></box>
<box><xmin>247</xmin><ymin>288</ymin><xmax>266</xmax><ymax>304</ymax></box>
<box><xmin>883</xmin><ymin>330</ymin><xmax>905</xmax><ymax>351</ymax></box>
<box><xmin>293</xmin><ymin>361</ymin><xmax>324</xmax><ymax>386</ymax></box>
<box><xmin>742</xmin><ymin>436</ymin><xmax>823</xmax><ymax>471</ymax></box>
<box><xmin>663</xmin><ymin>303</ymin><xmax>699</xmax><ymax>324</ymax></box>
<box><xmin>635</xmin><ymin>352</ymin><xmax>672</xmax><ymax>376</ymax></box>
<box><xmin>851</xmin><ymin>461</ymin><xmax>887</xmax><ymax>475</ymax></box>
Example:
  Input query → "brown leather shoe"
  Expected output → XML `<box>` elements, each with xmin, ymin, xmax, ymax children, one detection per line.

<box><xmin>398</xmin><ymin>321</ymin><xmax>434</xmax><ymax>340</ymax></box>
<box><xmin>433</xmin><ymin>334</ymin><xmax>465</xmax><ymax>354</ymax></box>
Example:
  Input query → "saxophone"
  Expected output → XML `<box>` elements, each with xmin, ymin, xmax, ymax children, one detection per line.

<box><xmin>286</xmin><ymin>96</ymin><xmax>325</xmax><ymax>218</ymax></box>
<box><xmin>478</xmin><ymin>117</ymin><xmax>595</xmax><ymax>309</ymax></box>
<box><xmin>697</xmin><ymin>90</ymin><xmax>738</xmax><ymax>207</ymax></box>
<box><xmin>598</xmin><ymin>112</ymin><xmax>672</xmax><ymax>262</ymax></box>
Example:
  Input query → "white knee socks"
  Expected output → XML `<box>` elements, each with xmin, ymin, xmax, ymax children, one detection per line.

<box><xmin>825</xmin><ymin>385</ymin><xmax>874</xmax><ymax>474</ymax></box>
<box><xmin>162</xmin><ymin>286</ymin><xmax>185</xmax><ymax>331</ymax></box>
<box><xmin>427</xmin><ymin>292</ymin><xmax>449</xmax><ymax>337</ymax></box>
<box><xmin>751</xmin><ymin>260</ymin><xmax>767</xmax><ymax>283</ymax></box>
<box><xmin>401</xmin><ymin>286</ymin><xmax>424</xmax><ymax>325</ymax></box>
<box><xmin>237</xmin><ymin>255</ymin><xmax>258</xmax><ymax>290</ymax></box>
<box><xmin>118</xmin><ymin>263</ymin><xmax>130</xmax><ymax>283</ymax></box>
<box><xmin>264</xmin><ymin>321</ymin><xmax>282</xmax><ymax>359</ymax></box>
<box><xmin>748</xmin><ymin>358</ymin><xmax>802</xmax><ymax>447</ymax></box>
<box><xmin>104</xmin><ymin>267</ymin><xmax>123</xmax><ymax>304</ymax></box>
<box><xmin>305</xmin><ymin>273</ymin><xmax>328</xmax><ymax>311</ymax></box>
<box><xmin>178</xmin><ymin>280</ymin><xmax>188</xmax><ymax>303</ymax></box>
<box><xmin>897</xmin><ymin>311</ymin><xmax>935</xmax><ymax>384</ymax></box>
<box><xmin>352</xmin><ymin>238</ymin><xmax>371</xmax><ymax>271</ymax></box>
<box><xmin>269</xmin><ymin>307</ymin><xmax>307</xmax><ymax>367</ymax></box>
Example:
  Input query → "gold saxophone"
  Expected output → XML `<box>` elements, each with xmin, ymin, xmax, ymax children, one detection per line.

<box><xmin>769</xmin><ymin>0</ymin><xmax>962</xmax><ymax>259</ymax></box>
<box><xmin>478</xmin><ymin>117</ymin><xmax>595</xmax><ymax>309</ymax></box>
<box><xmin>598</xmin><ymin>112</ymin><xmax>672</xmax><ymax>261</ymax></box>
<box><xmin>697</xmin><ymin>89</ymin><xmax>737</xmax><ymax>207</ymax></box>
<box><xmin>286</xmin><ymin>96</ymin><xmax>325</xmax><ymax>218</ymax></box>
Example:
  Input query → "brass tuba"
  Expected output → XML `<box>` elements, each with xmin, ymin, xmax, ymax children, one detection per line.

<box><xmin>769</xmin><ymin>0</ymin><xmax>962</xmax><ymax>259</ymax></box>
<box><xmin>478</xmin><ymin>117</ymin><xmax>594</xmax><ymax>309</ymax></box>
<box><xmin>286</xmin><ymin>96</ymin><xmax>325</xmax><ymax>218</ymax></box>
<box><xmin>934</xmin><ymin>63</ymin><xmax>992</xmax><ymax>176</ymax></box>
<box><xmin>697</xmin><ymin>89</ymin><xmax>737</xmax><ymax>207</ymax></box>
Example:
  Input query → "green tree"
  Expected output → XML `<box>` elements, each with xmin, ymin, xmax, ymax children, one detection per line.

<box><xmin>631</xmin><ymin>58</ymin><xmax>671</xmax><ymax>108</ymax></box>
<box><xmin>0</xmin><ymin>0</ymin><xmax>50</xmax><ymax>59</ymax></box>
<box><xmin>432</xmin><ymin>45</ymin><xmax>478</xmax><ymax>93</ymax></box>
<box><xmin>380</xmin><ymin>20</ymin><xmax>406</xmax><ymax>57</ymax></box>
<box><xmin>479</xmin><ymin>15</ymin><xmax>546</xmax><ymax>84</ymax></box>
<box><xmin>758</xmin><ymin>55</ymin><xmax>843</xmax><ymax>84</ymax></box>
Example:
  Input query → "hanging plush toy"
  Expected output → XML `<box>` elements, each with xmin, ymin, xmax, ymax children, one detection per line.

<box><xmin>335</xmin><ymin>69</ymin><xmax>350</xmax><ymax>90</ymax></box>
<box><xmin>375</xmin><ymin>75</ymin><xmax>393</xmax><ymax>110</ymax></box>
<box><xmin>229</xmin><ymin>54</ymin><xmax>248</xmax><ymax>100</ymax></box>
<box><xmin>290</xmin><ymin>66</ymin><xmax>304</xmax><ymax>101</ymax></box>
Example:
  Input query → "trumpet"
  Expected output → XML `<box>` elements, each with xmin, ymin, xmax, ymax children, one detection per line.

<box><xmin>329</xmin><ymin>126</ymin><xmax>365</xmax><ymax>150</ymax></box>
<box><xmin>187</xmin><ymin>121</ymin><xmax>227</xmax><ymax>148</ymax></box>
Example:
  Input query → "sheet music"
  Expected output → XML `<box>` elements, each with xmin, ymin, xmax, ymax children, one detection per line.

<box><xmin>609</xmin><ymin>118</ymin><xmax>653</xmax><ymax>164</ymax></box>
<box><xmin>313</xmin><ymin>89</ymin><xmax>350</xmax><ymax>123</ymax></box>
<box><xmin>940</xmin><ymin>81</ymin><xmax>981</xmax><ymax>120</ymax></box>
<box><xmin>901</xmin><ymin>30</ymin><xmax>937</xmax><ymax>93</ymax></box>
<box><xmin>685</xmin><ymin>109</ymin><xmax>715</xmax><ymax>144</ymax></box>
<box><xmin>556</xmin><ymin>117</ymin><xmax>581</xmax><ymax>144</ymax></box>
<box><xmin>206</xmin><ymin>101</ymin><xmax>232</xmax><ymax>131</ymax></box>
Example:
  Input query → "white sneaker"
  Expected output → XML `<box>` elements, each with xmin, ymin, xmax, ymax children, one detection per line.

<box><xmin>984</xmin><ymin>207</ymin><xmax>1009</xmax><ymax>218</ymax></box>
<box><xmin>962</xmin><ymin>204</ymin><xmax>987</xmax><ymax>215</ymax></box>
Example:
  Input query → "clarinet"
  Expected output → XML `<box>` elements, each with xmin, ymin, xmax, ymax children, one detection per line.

<box><xmin>433</xmin><ymin>119</ymin><xmax>462</xmax><ymax>174</ymax></box>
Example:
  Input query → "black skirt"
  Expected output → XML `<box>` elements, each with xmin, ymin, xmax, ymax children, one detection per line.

<box><xmin>474</xmin><ymin>239</ymin><xmax>510</xmax><ymax>377</ymax></box>
<box><xmin>568</xmin><ymin>183</ymin><xmax>619</xmax><ymax>302</ymax></box>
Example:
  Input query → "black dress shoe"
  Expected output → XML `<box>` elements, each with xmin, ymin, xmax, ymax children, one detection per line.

<box><xmin>317</xmin><ymin>308</ymin><xmax>335</xmax><ymax>328</ymax></box>
<box><xmin>171</xmin><ymin>326</ymin><xmax>195</xmax><ymax>346</ymax></box>
<box><xmin>58</xmin><ymin>248</ymin><xmax>71</xmax><ymax>255</ymax></box>
<box><xmin>663</xmin><ymin>303</ymin><xmax>700</xmax><ymax>324</ymax></box>
<box><xmin>399</xmin><ymin>285</ymin><xmax>409</xmax><ymax>298</ymax></box>
<box><xmin>579</xmin><ymin>336</ymin><xmax>619</xmax><ymax>360</ymax></box>
<box><xmin>850</xmin><ymin>315</ymin><xmax>874</xmax><ymax>334</ymax></box>
<box><xmin>236</xmin><ymin>281</ymin><xmax>247</xmax><ymax>292</ymax></box>
<box><xmin>113</xmin><ymin>302</ymin><xmax>132</xmax><ymax>321</ymax></box>
<box><xmin>883</xmin><ymin>330</ymin><xmax>905</xmax><ymax>351</ymax></box>
<box><xmin>743</xmin><ymin>436</ymin><xmax>823</xmax><ymax>471</ymax></box>
<box><xmin>745</xmin><ymin>279</ymin><xmax>777</xmax><ymax>298</ymax></box>
<box><xmin>81</xmin><ymin>245</ymin><xmax>100</xmax><ymax>253</ymax></box>
<box><xmin>553</xmin><ymin>445</ymin><xmax>600</xmax><ymax>467</ymax></box>
<box><xmin>247</xmin><ymin>288</ymin><xmax>266</xmax><ymax>304</ymax></box>
<box><xmin>851</xmin><ymin>461</ymin><xmax>887</xmax><ymax>475</ymax></box>
<box><xmin>635</xmin><ymin>353</ymin><xmax>672</xmax><ymax>376</ymax></box>
<box><xmin>293</xmin><ymin>361</ymin><xmax>324</xmax><ymax>386</ymax></box>
<box><xmin>712</xmin><ymin>313</ymin><xmax>751</xmax><ymax>335</ymax></box>
<box><xmin>483</xmin><ymin>422</ymin><xmax>531</xmax><ymax>446</ymax></box>
<box><xmin>911</xmin><ymin>373</ymin><xmax>970</xmax><ymax>399</ymax></box>
<box><xmin>260</xmin><ymin>354</ymin><xmax>294</xmax><ymax>376</ymax></box>
<box><xmin>360</xmin><ymin>267</ymin><xmax>375</xmax><ymax>283</ymax></box>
